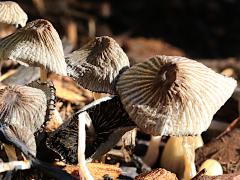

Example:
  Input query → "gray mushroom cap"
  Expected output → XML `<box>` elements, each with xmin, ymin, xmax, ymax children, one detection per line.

<box><xmin>66</xmin><ymin>36</ymin><xmax>130</xmax><ymax>94</ymax></box>
<box><xmin>0</xmin><ymin>1</ymin><xmax>28</xmax><ymax>27</ymax></box>
<box><xmin>116</xmin><ymin>55</ymin><xmax>237</xmax><ymax>136</ymax></box>
<box><xmin>0</xmin><ymin>19</ymin><xmax>67</xmax><ymax>76</ymax></box>
<box><xmin>0</xmin><ymin>85</ymin><xmax>47</xmax><ymax>133</ymax></box>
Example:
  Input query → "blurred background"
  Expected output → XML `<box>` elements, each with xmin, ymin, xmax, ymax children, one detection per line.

<box><xmin>13</xmin><ymin>0</ymin><xmax>240</xmax><ymax>58</ymax></box>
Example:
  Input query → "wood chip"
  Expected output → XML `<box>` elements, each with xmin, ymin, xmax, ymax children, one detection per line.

<box><xmin>64</xmin><ymin>163</ymin><xmax>121</xmax><ymax>180</ymax></box>
<box><xmin>135</xmin><ymin>168</ymin><xmax>178</xmax><ymax>180</ymax></box>
<box><xmin>49</xmin><ymin>74</ymin><xmax>93</xmax><ymax>104</ymax></box>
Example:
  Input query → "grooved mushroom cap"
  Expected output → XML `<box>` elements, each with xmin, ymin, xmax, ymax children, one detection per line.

<box><xmin>0</xmin><ymin>85</ymin><xmax>47</xmax><ymax>133</ymax></box>
<box><xmin>116</xmin><ymin>55</ymin><xmax>237</xmax><ymax>136</ymax></box>
<box><xmin>0</xmin><ymin>19</ymin><xmax>67</xmax><ymax>76</ymax></box>
<box><xmin>66</xmin><ymin>36</ymin><xmax>130</xmax><ymax>94</ymax></box>
<box><xmin>0</xmin><ymin>1</ymin><xmax>28</xmax><ymax>27</ymax></box>
<box><xmin>46</xmin><ymin>96</ymin><xmax>135</xmax><ymax>164</ymax></box>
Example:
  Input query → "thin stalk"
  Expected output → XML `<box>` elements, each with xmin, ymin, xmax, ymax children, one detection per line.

<box><xmin>78</xmin><ymin>112</ymin><xmax>94</xmax><ymax>180</ymax></box>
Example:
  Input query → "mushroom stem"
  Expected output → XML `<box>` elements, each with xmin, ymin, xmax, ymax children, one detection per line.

<box><xmin>182</xmin><ymin>136</ymin><xmax>197</xmax><ymax>180</ymax></box>
<box><xmin>78</xmin><ymin>112</ymin><xmax>94</xmax><ymax>180</ymax></box>
<box><xmin>40</xmin><ymin>65</ymin><xmax>48</xmax><ymax>82</ymax></box>
<box><xmin>142</xmin><ymin>135</ymin><xmax>161</xmax><ymax>166</ymax></box>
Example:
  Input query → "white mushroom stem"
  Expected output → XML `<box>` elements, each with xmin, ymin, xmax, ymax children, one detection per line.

<box><xmin>78</xmin><ymin>112</ymin><xmax>94</xmax><ymax>180</ymax></box>
<box><xmin>0</xmin><ymin>160</ymin><xmax>31</xmax><ymax>173</ymax></box>
<box><xmin>40</xmin><ymin>65</ymin><xmax>48</xmax><ymax>82</ymax></box>
<box><xmin>182</xmin><ymin>136</ymin><xmax>197</xmax><ymax>180</ymax></box>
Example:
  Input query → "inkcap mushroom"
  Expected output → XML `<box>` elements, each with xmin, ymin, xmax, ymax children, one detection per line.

<box><xmin>116</xmin><ymin>55</ymin><xmax>237</xmax><ymax>179</ymax></box>
<box><xmin>0</xmin><ymin>19</ymin><xmax>67</xmax><ymax>82</ymax></box>
<box><xmin>0</xmin><ymin>85</ymin><xmax>47</xmax><ymax>133</ymax></box>
<box><xmin>66</xmin><ymin>36</ymin><xmax>130</xmax><ymax>95</ymax></box>
<box><xmin>0</xmin><ymin>1</ymin><xmax>27</xmax><ymax>38</ymax></box>
<box><xmin>47</xmin><ymin>96</ymin><xmax>135</xmax><ymax>180</ymax></box>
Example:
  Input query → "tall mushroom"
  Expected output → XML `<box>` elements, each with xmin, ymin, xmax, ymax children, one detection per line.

<box><xmin>46</xmin><ymin>96</ymin><xmax>136</xmax><ymax>179</ymax></box>
<box><xmin>0</xmin><ymin>1</ymin><xmax>27</xmax><ymax>38</ymax></box>
<box><xmin>0</xmin><ymin>85</ymin><xmax>47</xmax><ymax>133</ymax></box>
<box><xmin>116</xmin><ymin>55</ymin><xmax>237</xmax><ymax>179</ymax></box>
<box><xmin>66</xmin><ymin>36</ymin><xmax>130</xmax><ymax>98</ymax></box>
<box><xmin>0</xmin><ymin>19</ymin><xmax>67</xmax><ymax>82</ymax></box>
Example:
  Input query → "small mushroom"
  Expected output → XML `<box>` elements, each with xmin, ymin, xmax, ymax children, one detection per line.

<box><xmin>0</xmin><ymin>19</ymin><xmax>67</xmax><ymax>82</ymax></box>
<box><xmin>0</xmin><ymin>1</ymin><xmax>27</xmax><ymax>38</ymax></box>
<box><xmin>66</xmin><ymin>36</ymin><xmax>130</xmax><ymax>95</ymax></box>
<box><xmin>0</xmin><ymin>85</ymin><xmax>47</xmax><ymax>133</ymax></box>
<box><xmin>198</xmin><ymin>159</ymin><xmax>223</xmax><ymax>176</ymax></box>
<box><xmin>46</xmin><ymin>96</ymin><xmax>135</xmax><ymax>179</ymax></box>
<box><xmin>116</xmin><ymin>55</ymin><xmax>237</xmax><ymax>179</ymax></box>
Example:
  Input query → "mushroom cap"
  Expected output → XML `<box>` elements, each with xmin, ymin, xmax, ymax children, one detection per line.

<box><xmin>46</xmin><ymin>96</ymin><xmax>135</xmax><ymax>164</ymax></box>
<box><xmin>0</xmin><ymin>1</ymin><xmax>28</xmax><ymax>27</ymax></box>
<box><xmin>27</xmin><ymin>80</ymin><xmax>56</xmax><ymax>120</ymax></box>
<box><xmin>0</xmin><ymin>19</ymin><xmax>67</xmax><ymax>76</ymax></box>
<box><xmin>0</xmin><ymin>85</ymin><xmax>47</xmax><ymax>133</ymax></box>
<box><xmin>116</xmin><ymin>55</ymin><xmax>237</xmax><ymax>136</ymax></box>
<box><xmin>66</xmin><ymin>36</ymin><xmax>130</xmax><ymax>94</ymax></box>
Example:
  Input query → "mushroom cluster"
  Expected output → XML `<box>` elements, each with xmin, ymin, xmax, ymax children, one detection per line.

<box><xmin>0</xmin><ymin>1</ymin><xmax>237</xmax><ymax>180</ymax></box>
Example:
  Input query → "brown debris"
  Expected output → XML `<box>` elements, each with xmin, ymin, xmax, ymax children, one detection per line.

<box><xmin>135</xmin><ymin>168</ymin><xmax>178</xmax><ymax>180</ymax></box>
<box><xmin>49</xmin><ymin>74</ymin><xmax>93</xmax><ymax>104</ymax></box>
<box><xmin>195</xmin><ymin>129</ymin><xmax>240</xmax><ymax>174</ymax></box>
<box><xmin>64</xmin><ymin>163</ymin><xmax>121</xmax><ymax>180</ymax></box>
<box><xmin>191</xmin><ymin>173</ymin><xmax>240</xmax><ymax>180</ymax></box>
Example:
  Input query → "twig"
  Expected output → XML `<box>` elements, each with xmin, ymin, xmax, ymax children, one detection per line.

<box><xmin>191</xmin><ymin>169</ymin><xmax>207</xmax><ymax>180</ymax></box>
<box><xmin>216</xmin><ymin>116</ymin><xmax>240</xmax><ymax>139</ymax></box>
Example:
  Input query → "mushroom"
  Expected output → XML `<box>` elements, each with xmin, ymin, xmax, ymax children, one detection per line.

<box><xmin>46</xmin><ymin>96</ymin><xmax>136</xmax><ymax>179</ymax></box>
<box><xmin>0</xmin><ymin>123</ymin><xmax>74</xmax><ymax>180</ymax></box>
<box><xmin>0</xmin><ymin>85</ymin><xmax>47</xmax><ymax>133</ymax></box>
<box><xmin>198</xmin><ymin>159</ymin><xmax>223</xmax><ymax>176</ymax></box>
<box><xmin>0</xmin><ymin>1</ymin><xmax>27</xmax><ymax>38</ymax></box>
<box><xmin>0</xmin><ymin>19</ymin><xmax>67</xmax><ymax>82</ymax></box>
<box><xmin>116</xmin><ymin>55</ymin><xmax>237</xmax><ymax>179</ymax></box>
<box><xmin>66</xmin><ymin>36</ymin><xmax>130</xmax><ymax>97</ymax></box>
